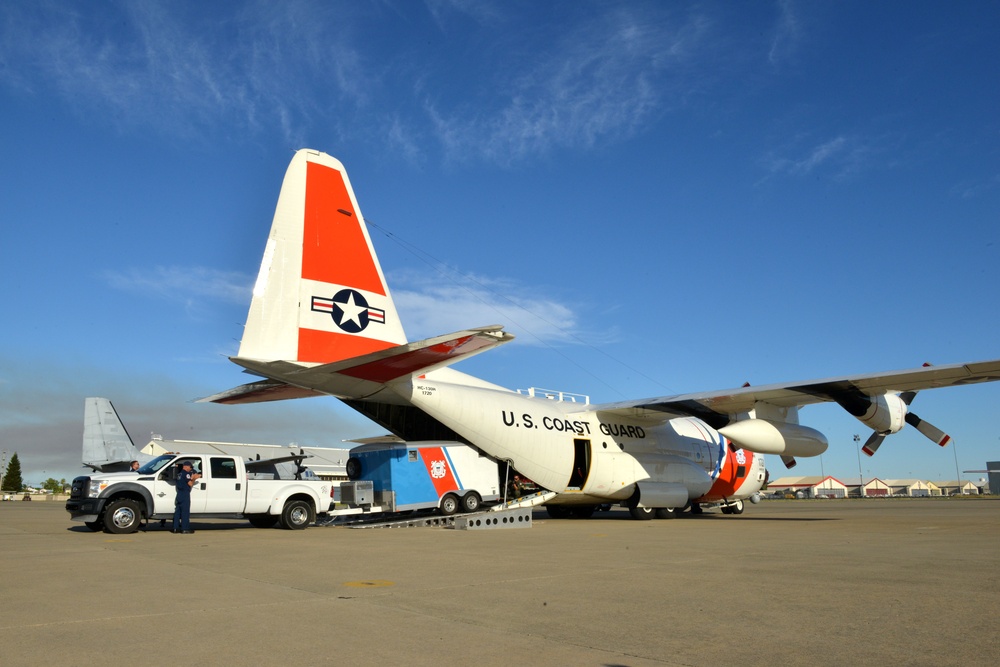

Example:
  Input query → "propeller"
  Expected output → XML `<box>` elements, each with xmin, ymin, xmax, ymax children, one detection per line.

<box><xmin>780</xmin><ymin>455</ymin><xmax>797</xmax><ymax>469</ymax></box>
<box><xmin>861</xmin><ymin>389</ymin><xmax>951</xmax><ymax>457</ymax></box>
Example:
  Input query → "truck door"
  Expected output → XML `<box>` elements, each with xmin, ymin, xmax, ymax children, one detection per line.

<box><xmin>202</xmin><ymin>457</ymin><xmax>245</xmax><ymax>513</ymax></box>
<box><xmin>152</xmin><ymin>457</ymin><xmax>208</xmax><ymax>516</ymax></box>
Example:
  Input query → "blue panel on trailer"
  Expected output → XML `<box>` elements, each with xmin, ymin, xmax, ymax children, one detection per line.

<box><xmin>389</xmin><ymin>448</ymin><xmax>439</xmax><ymax>506</ymax></box>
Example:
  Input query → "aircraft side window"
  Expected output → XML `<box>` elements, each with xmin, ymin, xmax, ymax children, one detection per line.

<box><xmin>211</xmin><ymin>457</ymin><xmax>238</xmax><ymax>479</ymax></box>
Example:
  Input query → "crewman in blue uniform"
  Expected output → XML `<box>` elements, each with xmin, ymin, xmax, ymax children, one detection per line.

<box><xmin>172</xmin><ymin>460</ymin><xmax>201</xmax><ymax>534</ymax></box>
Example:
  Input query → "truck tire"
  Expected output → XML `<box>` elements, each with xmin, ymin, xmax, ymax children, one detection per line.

<box><xmin>84</xmin><ymin>520</ymin><xmax>104</xmax><ymax>532</ymax></box>
<box><xmin>248</xmin><ymin>514</ymin><xmax>278</xmax><ymax>528</ymax></box>
<box><xmin>280</xmin><ymin>499</ymin><xmax>314</xmax><ymax>530</ymax></box>
<box><xmin>460</xmin><ymin>492</ymin><xmax>481</xmax><ymax>513</ymax></box>
<box><xmin>439</xmin><ymin>493</ymin><xmax>459</xmax><ymax>516</ymax></box>
<box><xmin>104</xmin><ymin>498</ymin><xmax>142</xmax><ymax>534</ymax></box>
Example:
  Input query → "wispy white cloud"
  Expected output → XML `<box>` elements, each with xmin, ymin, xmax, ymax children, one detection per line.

<box><xmin>423</xmin><ymin>7</ymin><xmax>712</xmax><ymax>164</ymax></box>
<box><xmin>0</xmin><ymin>1</ymin><xmax>369</xmax><ymax>145</ymax></box>
<box><xmin>951</xmin><ymin>173</ymin><xmax>1000</xmax><ymax>199</ymax></box>
<box><xmin>762</xmin><ymin>134</ymin><xmax>874</xmax><ymax>180</ymax></box>
<box><xmin>104</xmin><ymin>265</ymin><xmax>252</xmax><ymax>306</ymax></box>
<box><xmin>390</xmin><ymin>267</ymin><xmax>617</xmax><ymax>347</ymax></box>
<box><xmin>768</xmin><ymin>0</ymin><xmax>803</xmax><ymax>65</ymax></box>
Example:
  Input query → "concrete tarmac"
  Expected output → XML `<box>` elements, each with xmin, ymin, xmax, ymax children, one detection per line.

<box><xmin>1</xmin><ymin>498</ymin><xmax>998</xmax><ymax>666</ymax></box>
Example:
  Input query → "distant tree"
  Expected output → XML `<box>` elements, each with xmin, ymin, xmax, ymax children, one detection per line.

<box><xmin>43</xmin><ymin>478</ymin><xmax>62</xmax><ymax>493</ymax></box>
<box><xmin>2</xmin><ymin>453</ymin><xmax>24</xmax><ymax>492</ymax></box>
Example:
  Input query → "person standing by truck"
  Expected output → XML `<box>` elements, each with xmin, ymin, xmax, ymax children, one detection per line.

<box><xmin>172</xmin><ymin>460</ymin><xmax>200</xmax><ymax>534</ymax></box>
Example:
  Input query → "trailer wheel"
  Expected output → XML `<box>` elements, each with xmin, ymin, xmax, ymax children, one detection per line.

<box><xmin>280</xmin><ymin>499</ymin><xmax>314</xmax><ymax>530</ymax></box>
<box><xmin>439</xmin><ymin>493</ymin><xmax>459</xmax><ymax>516</ymax></box>
<box><xmin>84</xmin><ymin>520</ymin><xmax>104</xmax><ymax>532</ymax></box>
<box><xmin>248</xmin><ymin>514</ymin><xmax>278</xmax><ymax>528</ymax></box>
<box><xmin>346</xmin><ymin>457</ymin><xmax>362</xmax><ymax>480</ymax></box>
<box><xmin>104</xmin><ymin>498</ymin><xmax>142</xmax><ymax>534</ymax></box>
<box><xmin>460</xmin><ymin>492</ymin><xmax>481</xmax><ymax>513</ymax></box>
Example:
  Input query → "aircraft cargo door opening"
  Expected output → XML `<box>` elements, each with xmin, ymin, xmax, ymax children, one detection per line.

<box><xmin>568</xmin><ymin>439</ymin><xmax>591</xmax><ymax>489</ymax></box>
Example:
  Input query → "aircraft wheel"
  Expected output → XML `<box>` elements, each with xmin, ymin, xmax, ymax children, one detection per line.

<box><xmin>248</xmin><ymin>514</ymin><xmax>278</xmax><ymax>528</ymax></box>
<box><xmin>84</xmin><ymin>520</ymin><xmax>104</xmax><ymax>532</ymax></box>
<box><xmin>103</xmin><ymin>499</ymin><xmax>141</xmax><ymax>534</ymax></box>
<box><xmin>721</xmin><ymin>505</ymin><xmax>733</xmax><ymax>515</ymax></box>
<box><xmin>460</xmin><ymin>492</ymin><xmax>481</xmax><ymax>513</ymax></box>
<box><xmin>730</xmin><ymin>500</ymin><xmax>745</xmax><ymax>515</ymax></box>
<box><xmin>628</xmin><ymin>505</ymin><xmax>655</xmax><ymax>520</ymax></box>
<box><xmin>545</xmin><ymin>505</ymin><xmax>572</xmax><ymax>519</ymax></box>
<box><xmin>571</xmin><ymin>505</ymin><xmax>596</xmax><ymax>519</ymax></box>
<box><xmin>439</xmin><ymin>493</ymin><xmax>459</xmax><ymax>516</ymax></box>
<box><xmin>280</xmin><ymin>499</ymin><xmax>314</xmax><ymax>530</ymax></box>
<box><xmin>655</xmin><ymin>507</ymin><xmax>676</xmax><ymax>520</ymax></box>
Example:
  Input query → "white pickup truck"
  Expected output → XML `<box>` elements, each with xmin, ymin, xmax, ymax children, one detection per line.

<box><xmin>66</xmin><ymin>452</ymin><xmax>332</xmax><ymax>533</ymax></box>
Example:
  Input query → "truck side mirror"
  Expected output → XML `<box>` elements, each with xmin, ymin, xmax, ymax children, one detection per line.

<box><xmin>160</xmin><ymin>467</ymin><xmax>177</xmax><ymax>481</ymax></box>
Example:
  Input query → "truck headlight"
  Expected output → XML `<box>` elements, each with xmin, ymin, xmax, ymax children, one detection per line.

<box><xmin>87</xmin><ymin>480</ymin><xmax>110</xmax><ymax>498</ymax></box>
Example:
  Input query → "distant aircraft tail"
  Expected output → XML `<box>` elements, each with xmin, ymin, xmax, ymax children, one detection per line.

<box><xmin>82</xmin><ymin>397</ymin><xmax>149</xmax><ymax>472</ymax></box>
<box><xmin>238</xmin><ymin>150</ymin><xmax>408</xmax><ymax>365</ymax></box>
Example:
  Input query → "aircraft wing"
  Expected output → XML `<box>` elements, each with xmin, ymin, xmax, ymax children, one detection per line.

<box><xmin>201</xmin><ymin>326</ymin><xmax>514</xmax><ymax>404</ymax></box>
<box><xmin>593</xmin><ymin>359</ymin><xmax>1000</xmax><ymax>428</ymax></box>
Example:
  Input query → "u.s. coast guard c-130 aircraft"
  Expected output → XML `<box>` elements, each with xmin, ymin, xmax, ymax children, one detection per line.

<box><xmin>204</xmin><ymin>149</ymin><xmax>1000</xmax><ymax>519</ymax></box>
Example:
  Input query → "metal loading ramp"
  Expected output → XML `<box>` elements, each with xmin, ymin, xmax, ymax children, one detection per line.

<box><xmin>454</xmin><ymin>506</ymin><xmax>533</xmax><ymax>530</ymax></box>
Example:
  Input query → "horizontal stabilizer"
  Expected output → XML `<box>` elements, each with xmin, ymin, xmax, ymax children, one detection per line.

<box><xmin>199</xmin><ymin>380</ymin><xmax>326</xmax><ymax>405</ymax></box>
<box><xmin>213</xmin><ymin>326</ymin><xmax>514</xmax><ymax>403</ymax></box>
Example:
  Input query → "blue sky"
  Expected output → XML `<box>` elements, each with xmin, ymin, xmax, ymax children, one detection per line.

<box><xmin>1</xmin><ymin>1</ymin><xmax>998</xmax><ymax>486</ymax></box>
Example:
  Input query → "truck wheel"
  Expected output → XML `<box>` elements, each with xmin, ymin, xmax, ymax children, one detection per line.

<box><xmin>460</xmin><ymin>492</ymin><xmax>481</xmax><ymax>513</ymax></box>
<box><xmin>85</xmin><ymin>520</ymin><xmax>104</xmax><ymax>532</ymax></box>
<box><xmin>248</xmin><ymin>514</ymin><xmax>278</xmax><ymax>528</ymax></box>
<box><xmin>346</xmin><ymin>457</ymin><xmax>362</xmax><ymax>480</ymax></box>
<box><xmin>439</xmin><ymin>493</ymin><xmax>459</xmax><ymax>516</ymax></box>
<box><xmin>280</xmin><ymin>499</ymin><xmax>314</xmax><ymax>530</ymax></box>
<box><xmin>104</xmin><ymin>498</ymin><xmax>142</xmax><ymax>534</ymax></box>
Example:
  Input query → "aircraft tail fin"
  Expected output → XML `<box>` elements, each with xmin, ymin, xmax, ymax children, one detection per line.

<box><xmin>82</xmin><ymin>397</ymin><xmax>148</xmax><ymax>472</ymax></box>
<box><xmin>238</xmin><ymin>149</ymin><xmax>408</xmax><ymax>366</ymax></box>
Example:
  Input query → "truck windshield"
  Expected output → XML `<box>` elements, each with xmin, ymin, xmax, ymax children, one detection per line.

<box><xmin>138</xmin><ymin>455</ymin><xmax>175</xmax><ymax>474</ymax></box>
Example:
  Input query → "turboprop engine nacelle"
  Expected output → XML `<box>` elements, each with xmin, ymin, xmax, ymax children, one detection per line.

<box><xmin>718</xmin><ymin>419</ymin><xmax>828</xmax><ymax>457</ymax></box>
<box><xmin>853</xmin><ymin>392</ymin><xmax>906</xmax><ymax>434</ymax></box>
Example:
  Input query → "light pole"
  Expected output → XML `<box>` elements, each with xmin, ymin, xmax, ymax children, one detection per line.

<box><xmin>853</xmin><ymin>434</ymin><xmax>864</xmax><ymax>497</ymax></box>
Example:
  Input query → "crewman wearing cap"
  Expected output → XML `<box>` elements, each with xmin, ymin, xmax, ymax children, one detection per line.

<box><xmin>171</xmin><ymin>460</ymin><xmax>201</xmax><ymax>534</ymax></box>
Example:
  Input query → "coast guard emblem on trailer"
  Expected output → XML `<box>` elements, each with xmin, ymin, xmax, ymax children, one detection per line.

<box><xmin>429</xmin><ymin>460</ymin><xmax>447</xmax><ymax>479</ymax></box>
<box><xmin>311</xmin><ymin>289</ymin><xmax>386</xmax><ymax>333</ymax></box>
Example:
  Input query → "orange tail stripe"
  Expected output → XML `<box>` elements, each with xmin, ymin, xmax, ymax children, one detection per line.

<box><xmin>302</xmin><ymin>161</ymin><xmax>385</xmax><ymax>295</ymax></box>
<box><xmin>297</xmin><ymin>328</ymin><xmax>395</xmax><ymax>364</ymax></box>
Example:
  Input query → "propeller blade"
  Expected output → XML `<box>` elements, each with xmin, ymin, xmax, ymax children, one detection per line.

<box><xmin>780</xmin><ymin>455</ymin><xmax>797</xmax><ymax>469</ymax></box>
<box><xmin>905</xmin><ymin>412</ymin><xmax>951</xmax><ymax>447</ymax></box>
<box><xmin>861</xmin><ymin>431</ymin><xmax>885</xmax><ymax>457</ymax></box>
